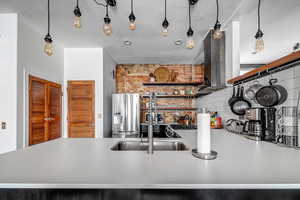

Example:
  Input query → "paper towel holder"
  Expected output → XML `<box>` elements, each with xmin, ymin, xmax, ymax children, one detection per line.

<box><xmin>192</xmin><ymin>149</ymin><xmax>217</xmax><ymax>160</ymax></box>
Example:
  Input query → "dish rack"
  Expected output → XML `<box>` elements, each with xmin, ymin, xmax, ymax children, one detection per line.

<box><xmin>275</xmin><ymin>92</ymin><xmax>300</xmax><ymax>148</ymax></box>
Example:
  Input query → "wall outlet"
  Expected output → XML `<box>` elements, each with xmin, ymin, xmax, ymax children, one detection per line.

<box><xmin>1</xmin><ymin>122</ymin><xmax>6</xmax><ymax>130</ymax></box>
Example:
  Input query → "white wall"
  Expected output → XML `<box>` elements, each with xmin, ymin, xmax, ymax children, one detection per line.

<box><xmin>103</xmin><ymin>50</ymin><xmax>117</xmax><ymax>138</ymax></box>
<box><xmin>17</xmin><ymin>17</ymin><xmax>64</xmax><ymax>148</ymax></box>
<box><xmin>0</xmin><ymin>14</ymin><xmax>18</xmax><ymax>154</ymax></box>
<box><xmin>64</xmin><ymin>48</ymin><xmax>104</xmax><ymax>138</ymax></box>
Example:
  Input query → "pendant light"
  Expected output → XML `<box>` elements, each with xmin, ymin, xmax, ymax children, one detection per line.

<box><xmin>254</xmin><ymin>0</ymin><xmax>264</xmax><ymax>53</ymax></box>
<box><xmin>44</xmin><ymin>0</ymin><xmax>53</xmax><ymax>56</ymax></box>
<box><xmin>73</xmin><ymin>0</ymin><xmax>82</xmax><ymax>28</ymax></box>
<box><xmin>103</xmin><ymin>4</ymin><xmax>112</xmax><ymax>36</ymax></box>
<box><xmin>213</xmin><ymin>0</ymin><xmax>223</xmax><ymax>40</ymax></box>
<box><xmin>186</xmin><ymin>1</ymin><xmax>195</xmax><ymax>49</ymax></box>
<box><xmin>161</xmin><ymin>0</ymin><xmax>169</xmax><ymax>37</ymax></box>
<box><xmin>128</xmin><ymin>0</ymin><xmax>136</xmax><ymax>30</ymax></box>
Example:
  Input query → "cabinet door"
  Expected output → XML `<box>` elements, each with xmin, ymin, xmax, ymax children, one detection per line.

<box><xmin>68</xmin><ymin>81</ymin><xmax>95</xmax><ymax>138</ymax></box>
<box><xmin>47</xmin><ymin>82</ymin><xmax>62</xmax><ymax>140</ymax></box>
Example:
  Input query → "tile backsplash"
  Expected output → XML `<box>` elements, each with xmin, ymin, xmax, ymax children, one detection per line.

<box><xmin>197</xmin><ymin>64</ymin><xmax>300</xmax><ymax>122</ymax></box>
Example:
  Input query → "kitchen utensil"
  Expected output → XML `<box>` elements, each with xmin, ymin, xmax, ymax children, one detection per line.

<box><xmin>228</xmin><ymin>86</ymin><xmax>239</xmax><ymax>106</ymax></box>
<box><xmin>225</xmin><ymin>119</ymin><xmax>244</xmax><ymax>134</ymax></box>
<box><xmin>244</xmin><ymin>80</ymin><xmax>263</xmax><ymax>102</ymax></box>
<box><xmin>154</xmin><ymin>67</ymin><xmax>170</xmax><ymax>82</ymax></box>
<box><xmin>230</xmin><ymin>86</ymin><xmax>251</xmax><ymax>116</ymax></box>
<box><xmin>170</xmin><ymin>70</ymin><xmax>178</xmax><ymax>82</ymax></box>
<box><xmin>256</xmin><ymin>78</ymin><xmax>288</xmax><ymax>107</ymax></box>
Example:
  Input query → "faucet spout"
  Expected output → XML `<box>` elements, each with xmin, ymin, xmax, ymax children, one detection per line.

<box><xmin>147</xmin><ymin>92</ymin><xmax>156</xmax><ymax>154</ymax></box>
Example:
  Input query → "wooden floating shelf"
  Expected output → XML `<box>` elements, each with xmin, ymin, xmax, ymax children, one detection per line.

<box><xmin>142</xmin><ymin>107</ymin><xmax>198</xmax><ymax>111</ymax></box>
<box><xmin>227</xmin><ymin>50</ymin><xmax>300</xmax><ymax>84</ymax></box>
<box><xmin>142</xmin><ymin>95</ymin><xmax>197</xmax><ymax>99</ymax></box>
<box><xmin>143</xmin><ymin>82</ymin><xmax>203</xmax><ymax>86</ymax></box>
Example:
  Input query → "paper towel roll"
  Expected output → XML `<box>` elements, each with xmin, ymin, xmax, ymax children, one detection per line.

<box><xmin>197</xmin><ymin>108</ymin><xmax>211</xmax><ymax>153</ymax></box>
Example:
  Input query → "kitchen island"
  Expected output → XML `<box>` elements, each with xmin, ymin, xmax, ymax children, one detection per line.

<box><xmin>0</xmin><ymin>129</ymin><xmax>300</xmax><ymax>189</ymax></box>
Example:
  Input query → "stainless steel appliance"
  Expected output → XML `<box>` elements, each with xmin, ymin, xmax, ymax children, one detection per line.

<box><xmin>244</xmin><ymin>107</ymin><xmax>276</xmax><ymax>141</ymax></box>
<box><xmin>112</xmin><ymin>93</ymin><xmax>140</xmax><ymax>136</ymax></box>
<box><xmin>203</xmin><ymin>30</ymin><xmax>226</xmax><ymax>89</ymax></box>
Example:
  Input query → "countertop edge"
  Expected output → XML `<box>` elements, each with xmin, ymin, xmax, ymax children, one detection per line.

<box><xmin>1</xmin><ymin>183</ymin><xmax>300</xmax><ymax>189</ymax></box>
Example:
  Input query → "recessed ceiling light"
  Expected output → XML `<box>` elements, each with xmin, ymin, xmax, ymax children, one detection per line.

<box><xmin>123</xmin><ymin>40</ymin><xmax>132</xmax><ymax>46</ymax></box>
<box><xmin>174</xmin><ymin>39</ymin><xmax>183</xmax><ymax>46</ymax></box>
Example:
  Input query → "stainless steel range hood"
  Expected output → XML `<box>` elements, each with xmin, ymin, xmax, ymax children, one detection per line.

<box><xmin>198</xmin><ymin>29</ymin><xmax>226</xmax><ymax>95</ymax></box>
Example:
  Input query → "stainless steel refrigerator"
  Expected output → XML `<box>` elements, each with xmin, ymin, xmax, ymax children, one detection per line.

<box><xmin>112</xmin><ymin>93</ymin><xmax>140</xmax><ymax>136</ymax></box>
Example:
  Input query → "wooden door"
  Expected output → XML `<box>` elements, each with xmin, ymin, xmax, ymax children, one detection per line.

<box><xmin>47</xmin><ymin>82</ymin><xmax>62</xmax><ymax>140</ymax></box>
<box><xmin>29</xmin><ymin>76</ymin><xmax>62</xmax><ymax>145</ymax></box>
<box><xmin>68</xmin><ymin>81</ymin><xmax>95</xmax><ymax>138</ymax></box>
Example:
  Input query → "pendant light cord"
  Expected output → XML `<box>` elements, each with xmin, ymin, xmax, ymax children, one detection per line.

<box><xmin>76</xmin><ymin>0</ymin><xmax>79</xmax><ymax>7</ymax></box>
<box><xmin>188</xmin><ymin>1</ymin><xmax>191</xmax><ymax>28</ymax></box>
<box><xmin>258</xmin><ymin>0</ymin><xmax>261</xmax><ymax>30</ymax></box>
<box><xmin>164</xmin><ymin>0</ymin><xmax>167</xmax><ymax>20</ymax></box>
<box><xmin>131</xmin><ymin>0</ymin><xmax>133</xmax><ymax>13</ymax></box>
<box><xmin>47</xmin><ymin>0</ymin><xmax>50</xmax><ymax>35</ymax></box>
<box><xmin>106</xmin><ymin>2</ymin><xmax>109</xmax><ymax>17</ymax></box>
<box><xmin>216</xmin><ymin>0</ymin><xmax>219</xmax><ymax>23</ymax></box>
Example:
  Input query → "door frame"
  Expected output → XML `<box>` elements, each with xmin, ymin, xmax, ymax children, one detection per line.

<box><xmin>28</xmin><ymin>75</ymin><xmax>62</xmax><ymax>145</ymax></box>
<box><xmin>67</xmin><ymin>80</ymin><xmax>95</xmax><ymax>138</ymax></box>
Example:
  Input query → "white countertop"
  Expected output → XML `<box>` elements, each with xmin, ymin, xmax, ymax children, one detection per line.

<box><xmin>0</xmin><ymin>130</ymin><xmax>300</xmax><ymax>189</ymax></box>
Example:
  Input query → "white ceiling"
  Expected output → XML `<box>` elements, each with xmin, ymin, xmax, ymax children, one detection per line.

<box><xmin>239</xmin><ymin>0</ymin><xmax>300</xmax><ymax>64</ymax></box>
<box><xmin>0</xmin><ymin>0</ymin><xmax>241</xmax><ymax>64</ymax></box>
<box><xmin>1</xmin><ymin>0</ymin><xmax>299</xmax><ymax>65</ymax></box>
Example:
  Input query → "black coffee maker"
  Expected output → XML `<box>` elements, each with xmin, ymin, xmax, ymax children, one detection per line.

<box><xmin>244</xmin><ymin>107</ymin><xmax>276</xmax><ymax>141</ymax></box>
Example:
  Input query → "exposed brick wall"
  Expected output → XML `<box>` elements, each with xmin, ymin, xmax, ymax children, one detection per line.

<box><xmin>115</xmin><ymin>64</ymin><xmax>204</xmax><ymax>124</ymax></box>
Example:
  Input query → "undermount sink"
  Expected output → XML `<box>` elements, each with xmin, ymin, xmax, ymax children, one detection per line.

<box><xmin>111</xmin><ymin>141</ymin><xmax>189</xmax><ymax>151</ymax></box>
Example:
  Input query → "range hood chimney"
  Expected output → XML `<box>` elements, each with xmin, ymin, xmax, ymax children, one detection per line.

<box><xmin>203</xmin><ymin>29</ymin><xmax>226</xmax><ymax>90</ymax></box>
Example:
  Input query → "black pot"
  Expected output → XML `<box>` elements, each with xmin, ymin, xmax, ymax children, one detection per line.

<box><xmin>255</xmin><ymin>79</ymin><xmax>288</xmax><ymax>107</ymax></box>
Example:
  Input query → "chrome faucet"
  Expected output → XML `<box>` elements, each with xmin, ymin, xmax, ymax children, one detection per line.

<box><xmin>147</xmin><ymin>92</ymin><xmax>157</xmax><ymax>154</ymax></box>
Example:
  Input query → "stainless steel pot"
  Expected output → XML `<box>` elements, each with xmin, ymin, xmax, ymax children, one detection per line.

<box><xmin>245</xmin><ymin>80</ymin><xmax>263</xmax><ymax>102</ymax></box>
<box><xmin>230</xmin><ymin>86</ymin><xmax>252</xmax><ymax>116</ymax></box>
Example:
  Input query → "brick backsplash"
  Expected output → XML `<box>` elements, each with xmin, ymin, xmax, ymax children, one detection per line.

<box><xmin>197</xmin><ymin>64</ymin><xmax>300</xmax><ymax>123</ymax></box>
<box><xmin>116</xmin><ymin>64</ymin><xmax>204</xmax><ymax>124</ymax></box>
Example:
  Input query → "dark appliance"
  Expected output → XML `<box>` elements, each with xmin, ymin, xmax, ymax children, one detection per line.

<box><xmin>264</xmin><ymin>107</ymin><xmax>277</xmax><ymax>141</ymax></box>
<box><xmin>244</xmin><ymin>107</ymin><xmax>276</xmax><ymax>141</ymax></box>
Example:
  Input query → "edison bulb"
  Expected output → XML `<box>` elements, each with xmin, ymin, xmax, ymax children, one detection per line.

<box><xmin>161</xmin><ymin>28</ymin><xmax>168</xmax><ymax>37</ymax></box>
<box><xmin>44</xmin><ymin>41</ymin><xmax>53</xmax><ymax>56</ymax></box>
<box><xmin>213</xmin><ymin>29</ymin><xmax>223</xmax><ymax>40</ymax></box>
<box><xmin>255</xmin><ymin>38</ymin><xmax>264</xmax><ymax>53</ymax></box>
<box><xmin>74</xmin><ymin>16</ymin><xmax>81</xmax><ymax>28</ymax></box>
<box><xmin>129</xmin><ymin>21</ymin><xmax>136</xmax><ymax>30</ymax></box>
<box><xmin>186</xmin><ymin>37</ymin><xmax>195</xmax><ymax>49</ymax></box>
<box><xmin>103</xmin><ymin>23</ymin><xmax>112</xmax><ymax>36</ymax></box>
